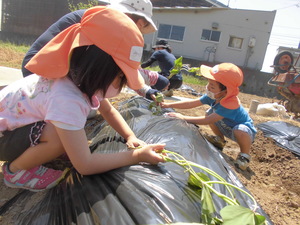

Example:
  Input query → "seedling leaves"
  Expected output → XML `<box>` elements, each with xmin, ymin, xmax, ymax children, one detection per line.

<box><xmin>220</xmin><ymin>205</ymin><xmax>266</xmax><ymax>225</ymax></box>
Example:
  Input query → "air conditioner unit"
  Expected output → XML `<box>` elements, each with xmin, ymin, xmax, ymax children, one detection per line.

<box><xmin>248</xmin><ymin>37</ymin><xmax>256</xmax><ymax>48</ymax></box>
<box><xmin>212</xmin><ymin>22</ymin><xmax>219</xmax><ymax>29</ymax></box>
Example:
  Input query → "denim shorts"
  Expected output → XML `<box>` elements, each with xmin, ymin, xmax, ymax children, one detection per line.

<box><xmin>0</xmin><ymin>121</ymin><xmax>46</xmax><ymax>162</ymax></box>
<box><xmin>207</xmin><ymin>108</ymin><xmax>255</xmax><ymax>143</ymax></box>
<box><xmin>214</xmin><ymin>120</ymin><xmax>255</xmax><ymax>143</ymax></box>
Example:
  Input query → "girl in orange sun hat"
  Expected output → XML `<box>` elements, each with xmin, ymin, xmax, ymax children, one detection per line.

<box><xmin>21</xmin><ymin>0</ymin><xmax>165</xmax><ymax>102</ymax></box>
<box><xmin>0</xmin><ymin>6</ymin><xmax>165</xmax><ymax>192</ymax></box>
<box><xmin>162</xmin><ymin>63</ymin><xmax>256</xmax><ymax>171</ymax></box>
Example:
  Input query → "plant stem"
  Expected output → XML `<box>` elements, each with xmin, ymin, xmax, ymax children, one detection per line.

<box><xmin>161</xmin><ymin>150</ymin><xmax>259</xmax><ymax>211</ymax></box>
<box><xmin>162</xmin><ymin>150</ymin><xmax>236</xmax><ymax>199</ymax></box>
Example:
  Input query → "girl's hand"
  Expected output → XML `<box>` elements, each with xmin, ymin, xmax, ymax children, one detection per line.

<box><xmin>126</xmin><ymin>136</ymin><xmax>146</xmax><ymax>149</ymax></box>
<box><xmin>160</xmin><ymin>102</ymin><xmax>171</xmax><ymax>108</ymax></box>
<box><xmin>164</xmin><ymin>112</ymin><xmax>185</xmax><ymax>119</ymax></box>
<box><xmin>136</xmin><ymin>144</ymin><xmax>166</xmax><ymax>164</ymax></box>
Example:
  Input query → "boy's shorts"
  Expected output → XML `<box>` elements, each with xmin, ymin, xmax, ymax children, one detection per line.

<box><xmin>0</xmin><ymin>121</ymin><xmax>46</xmax><ymax>162</ymax></box>
<box><xmin>207</xmin><ymin>108</ymin><xmax>255</xmax><ymax>143</ymax></box>
<box><xmin>215</xmin><ymin>121</ymin><xmax>255</xmax><ymax>143</ymax></box>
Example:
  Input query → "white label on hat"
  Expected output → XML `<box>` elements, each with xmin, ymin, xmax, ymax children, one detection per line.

<box><xmin>212</xmin><ymin>65</ymin><xmax>219</xmax><ymax>74</ymax></box>
<box><xmin>130</xmin><ymin>46</ymin><xmax>143</xmax><ymax>62</ymax></box>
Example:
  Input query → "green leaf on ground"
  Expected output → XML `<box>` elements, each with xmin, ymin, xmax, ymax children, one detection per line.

<box><xmin>220</xmin><ymin>205</ymin><xmax>266</xmax><ymax>225</ymax></box>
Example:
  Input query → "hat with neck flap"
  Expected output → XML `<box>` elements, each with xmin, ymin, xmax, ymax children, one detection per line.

<box><xmin>25</xmin><ymin>6</ymin><xmax>145</xmax><ymax>90</ymax></box>
<box><xmin>200</xmin><ymin>63</ymin><xmax>243</xmax><ymax>109</ymax></box>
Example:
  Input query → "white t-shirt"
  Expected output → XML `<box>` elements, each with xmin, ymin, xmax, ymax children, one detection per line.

<box><xmin>139</xmin><ymin>68</ymin><xmax>159</xmax><ymax>86</ymax></box>
<box><xmin>0</xmin><ymin>74</ymin><xmax>100</xmax><ymax>131</ymax></box>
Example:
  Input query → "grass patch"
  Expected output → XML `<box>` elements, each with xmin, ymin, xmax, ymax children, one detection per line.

<box><xmin>145</xmin><ymin>66</ymin><xmax>207</xmax><ymax>86</ymax></box>
<box><xmin>183</xmin><ymin>74</ymin><xmax>207</xmax><ymax>86</ymax></box>
<box><xmin>0</xmin><ymin>41</ymin><xmax>29</xmax><ymax>69</ymax></box>
<box><xmin>0</xmin><ymin>41</ymin><xmax>205</xmax><ymax>88</ymax></box>
<box><xmin>0</xmin><ymin>41</ymin><xmax>29</xmax><ymax>52</ymax></box>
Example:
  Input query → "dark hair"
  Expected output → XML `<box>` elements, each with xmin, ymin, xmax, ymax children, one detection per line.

<box><xmin>218</xmin><ymin>82</ymin><xmax>227</xmax><ymax>91</ymax></box>
<box><xmin>165</xmin><ymin>47</ymin><xmax>172</xmax><ymax>53</ymax></box>
<box><xmin>67</xmin><ymin>45</ymin><xmax>127</xmax><ymax>103</ymax></box>
<box><xmin>153</xmin><ymin>39</ymin><xmax>172</xmax><ymax>53</ymax></box>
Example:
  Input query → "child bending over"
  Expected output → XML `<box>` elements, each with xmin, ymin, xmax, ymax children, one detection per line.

<box><xmin>161</xmin><ymin>63</ymin><xmax>256</xmax><ymax>170</ymax></box>
<box><xmin>0</xmin><ymin>7</ymin><xmax>165</xmax><ymax>192</ymax></box>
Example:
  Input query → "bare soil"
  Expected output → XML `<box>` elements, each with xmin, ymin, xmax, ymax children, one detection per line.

<box><xmin>168</xmin><ymin>85</ymin><xmax>300</xmax><ymax>225</ymax></box>
<box><xmin>0</xmin><ymin>85</ymin><xmax>300</xmax><ymax>225</ymax></box>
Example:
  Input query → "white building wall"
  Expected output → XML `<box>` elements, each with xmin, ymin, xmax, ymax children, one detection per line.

<box><xmin>143</xmin><ymin>8</ymin><xmax>276</xmax><ymax>70</ymax></box>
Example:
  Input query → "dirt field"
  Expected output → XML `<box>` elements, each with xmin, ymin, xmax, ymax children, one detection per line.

<box><xmin>0</xmin><ymin>85</ymin><xmax>299</xmax><ymax>225</ymax></box>
<box><xmin>168</xmin><ymin>85</ymin><xmax>300</xmax><ymax>225</ymax></box>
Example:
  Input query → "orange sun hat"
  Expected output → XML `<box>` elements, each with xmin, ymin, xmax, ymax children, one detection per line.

<box><xmin>25</xmin><ymin>6</ymin><xmax>145</xmax><ymax>90</ymax></box>
<box><xmin>200</xmin><ymin>63</ymin><xmax>243</xmax><ymax>109</ymax></box>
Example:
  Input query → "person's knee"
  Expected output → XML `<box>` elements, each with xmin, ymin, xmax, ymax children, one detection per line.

<box><xmin>168</xmin><ymin>79</ymin><xmax>182</xmax><ymax>90</ymax></box>
<box><xmin>233</xmin><ymin>125</ymin><xmax>254</xmax><ymax>143</ymax></box>
<box><xmin>234</xmin><ymin>129</ymin><xmax>250</xmax><ymax>139</ymax></box>
<box><xmin>154</xmin><ymin>75</ymin><xmax>169</xmax><ymax>91</ymax></box>
<box><xmin>233</xmin><ymin>130</ymin><xmax>253</xmax><ymax>149</ymax></box>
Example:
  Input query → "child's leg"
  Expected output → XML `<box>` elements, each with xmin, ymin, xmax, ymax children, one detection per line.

<box><xmin>232</xmin><ymin>124</ymin><xmax>255</xmax><ymax>152</ymax></box>
<box><xmin>205</xmin><ymin>108</ymin><xmax>225</xmax><ymax>141</ymax></box>
<box><xmin>1</xmin><ymin>122</ymin><xmax>68</xmax><ymax>191</ymax></box>
<box><xmin>9</xmin><ymin>122</ymin><xmax>65</xmax><ymax>173</ymax></box>
<box><xmin>203</xmin><ymin>109</ymin><xmax>227</xmax><ymax>149</ymax></box>
<box><xmin>232</xmin><ymin>125</ymin><xmax>255</xmax><ymax>170</ymax></box>
<box><xmin>233</xmin><ymin>129</ymin><xmax>252</xmax><ymax>155</ymax></box>
<box><xmin>204</xmin><ymin>123</ymin><xmax>227</xmax><ymax>150</ymax></box>
<box><xmin>208</xmin><ymin>123</ymin><xmax>225</xmax><ymax>141</ymax></box>
<box><xmin>152</xmin><ymin>75</ymin><xmax>169</xmax><ymax>91</ymax></box>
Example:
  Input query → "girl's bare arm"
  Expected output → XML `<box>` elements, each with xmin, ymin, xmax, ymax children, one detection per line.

<box><xmin>99</xmin><ymin>99</ymin><xmax>145</xmax><ymax>147</ymax></box>
<box><xmin>56</xmin><ymin>127</ymin><xmax>165</xmax><ymax>175</ymax></box>
<box><xmin>161</xmin><ymin>98</ymin><xmax>202</xmax><ymax>109</ymax></box>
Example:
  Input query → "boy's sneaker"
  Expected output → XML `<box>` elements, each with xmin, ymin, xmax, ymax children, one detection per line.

<box><xmin>2</xmin><ymin>163</ymin><xmax>69</xmax><ymax>192</ymax></box>
<box><xmin>235</xmin><ymin>153</ymin><xmax>251</xmax><ymax>171</ymax></box>
<box><xmin>204</xmin><ymin>134</ymin><xmax>227</xmax><ymax>150</ymax></box>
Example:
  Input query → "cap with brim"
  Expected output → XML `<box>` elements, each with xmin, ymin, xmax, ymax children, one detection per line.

<box><xmin>152</xmin><ymin>44</ymin><xmax>169</xmax><ymax>49</ymax></box>
<box><xmin>152</xmin><ymin>39</ymin><xmax>169</xmax><ymax>49</ymax></box>
<box><xmin>109</xmin><ymin>0</ymin><xmax>157</xmax><ymax>34</ymax></box>
<box><xmin>25</xmin><ymin>6</ymin><xmax>145</xmax><ymax>90</ymax></box>
<box><xmin>200</xmin><ymin>63</ymin><xmax>243</xmax><ymax>109</ymax></box>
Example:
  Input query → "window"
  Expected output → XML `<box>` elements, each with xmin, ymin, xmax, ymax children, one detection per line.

<box><xmin>201</xmin><ymin>29</ymin><xmax>221</xmax><ymax>42</ymax></box>
<box><xmin>157</xmin><ymin>24</ymin><xmax>185</xmax><ymax>41</ymax></box>
<box><xmin>228</xmin><ymin>36</ymin><xmax>243</xmax><ymax>49</ymax></box>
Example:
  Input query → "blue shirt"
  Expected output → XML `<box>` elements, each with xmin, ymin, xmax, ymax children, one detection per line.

<box><xmin>150</xmin><ymin>49</ymin><xmax>176</xmax><ymax>77</ymax></box>
<box><xmin>22</xmin><ymin>10</ymin><xmax>86</xmax><ymax>76</ymax></box>
<box><xmin>200</xmin><ymin>94</ymin><xmax>257</xmax><ymax>135</ymax></box>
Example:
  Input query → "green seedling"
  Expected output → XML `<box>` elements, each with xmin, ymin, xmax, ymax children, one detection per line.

<box><xmin>148</xmin><ymin>92</ymin><xmax>164</xmax><ymax>115</ymax></box>
<box><xmin>188</xmin><ymin>67</ymin><xmax>202</xmax><ymax>76</ymax></box>
<box><xmin>169</xmin><ymin>56</ymin><xmax>202</xmax><ymax>77</ymax></box>
<box><xmin>160</xmin><ymin>149</ymin><xmax>266</xmax><ymax>225</ymax></box>
<box><xmin>169</xmin><ymin>56</ymin><xmax>183</xmax><ymax>79</ymax></box>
